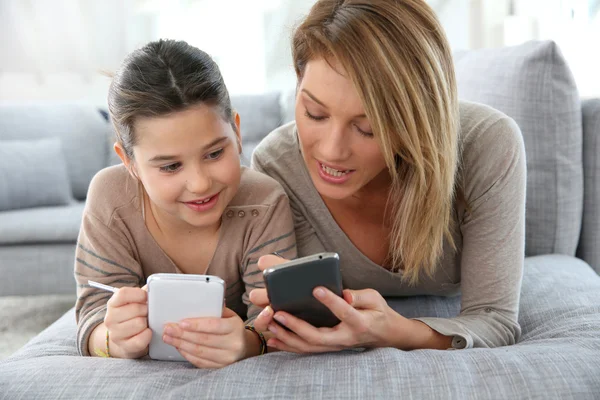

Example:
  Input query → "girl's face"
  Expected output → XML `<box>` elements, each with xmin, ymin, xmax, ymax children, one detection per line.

<box><xmin>121</xmin><ymin>104</ymin><xmax>242</xmax><ymax>232</ymax></box>
<box><xmin>294</xmin><ymin>58</ymin><xmax>390</xmax><ymax>202</ymax></box>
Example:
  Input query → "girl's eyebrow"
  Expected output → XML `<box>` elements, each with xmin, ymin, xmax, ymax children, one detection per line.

<box><xmin>147</xmin><ymin>137</ymin><xmax>229</xmax><ymax>162</ymax></box>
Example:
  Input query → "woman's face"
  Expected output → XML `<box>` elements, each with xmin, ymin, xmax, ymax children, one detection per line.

<box><xmin>125</xmin><ymin>104</ymin><xmax>242</xmax><ymax>231</ymax></box>
<box><xmin>295</xmin><ymin>58</ymin><xmax>389</xmax><ymax>202</ymax></box>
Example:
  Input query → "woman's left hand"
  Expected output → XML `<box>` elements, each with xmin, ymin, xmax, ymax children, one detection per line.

<box><xmin>262</xmin><ymin>287</ymin><xmax>418</xmax><ymax>353</ymax></box>
<box><xmin>162</xmin><ymin>307</ymin><xmax>254</xmax><ymax>368</ymax></box>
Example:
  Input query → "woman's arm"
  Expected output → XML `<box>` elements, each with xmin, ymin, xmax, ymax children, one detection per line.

<box><xmin>414</xmin><ymin>116</ymin><xmax>526</xmax><ymax>348</ymax></box>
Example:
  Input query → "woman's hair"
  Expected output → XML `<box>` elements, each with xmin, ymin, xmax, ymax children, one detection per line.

<box><xmin>293</xmin><ymin>0</ymin><xmax>460</xmax><ymax>284</ymax></box>
<box><xmin>108</xmin><ymin>39</ymin><xmax>235</xmax><ymax>159</ymax></box>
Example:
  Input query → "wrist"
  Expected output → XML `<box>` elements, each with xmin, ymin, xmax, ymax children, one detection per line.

<box><xmin>403</xmin><ymin>319</ymin><xmax>453</xmax><ymax>350</ymax></box>
<box><xmin>243</xmin><ymin>327</ymin><xmax>263</xmax><ymax>359</ymax></box>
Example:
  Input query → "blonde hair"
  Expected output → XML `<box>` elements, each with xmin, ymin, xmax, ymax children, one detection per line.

<box><xmin>292</xmin><ymin>0</ymin><xmax>460</xmax><ymax>284</ymax></box>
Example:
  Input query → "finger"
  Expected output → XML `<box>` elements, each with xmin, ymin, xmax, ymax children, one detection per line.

<box><xmin>110</xmin><ymin>316</ymin><xmax>149</xmax><ymax>341</ymax></box>
<box><xmin>270</xmin><ymin>310</ymin><xmax>348</xmax><ymax>348</ymax></box>
<box><xmin>108</xmin><ymin>302</ymin><xmax>148</xmax><ymax>324</ymax></box>
<box><xmin>249</xmin><ymin>289</ymin><xmax>270</xmax><ymax>307</ymax></box>
<box><xmin>253</xmin><ymin>306</ymin><xmax>274</xmax><ymax>332</ymax></box>
<box><xmin>313</xmin><ymin>287</ymin><xmax>364</xmax><ymax>327</ymax></box>
<box><xmin>257</xmin><ymin>254</ymin><xmax>289</xmax><ymax>271</ymax></box>
<box><xmin>221</xmin><ymin>307</ymin><xmax>237</xmax><ymax>318</ymax></box>
<box><xmin>108</xmin><ymin>287</ymin><xmax>147</xmax><ymax>308</ymax></box>
<box><xmin>344</xmin><ymin>289</ymin><xmax>383</xmax><ymax>309</ymax></box>
<box><xmin>178</xmin><ymin>349</ymin><xmax>226</xmax><ymax>369</ymax></box>
<box><xmin>179</xmin><ymin>317</ymin><xmax>235</xmax><ymax>335</ymax></box>
<box><xmin>163</xmin><ymin>335</ymin><xmax>233</xmax><ymax>362</ymax></box>
<box><xmin>118</xmin><ymin>327</ymin><xmax>152</xmax><ymax>354</ymax></box>
<box><xmin>266</xmin><ymin>323</ymin><xmax>335</xmax><ymax>353</ymax></box>
<box><xmin>163</xmin><ymin>324</ymin><xmax>228</xmax><ymax>350</ymax></box>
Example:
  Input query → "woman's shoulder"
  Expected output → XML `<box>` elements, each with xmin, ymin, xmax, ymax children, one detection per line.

<box><xmin>457</xmin><ymin>101</ymin><xmax>526</xmax><ymax>204</ymax></box>
<box><xmin>458</xmin><ymin>101</ymin><xmax>523</xmax><ymax>151</ymax></box>
<box><xmin>251</xmin><ymin>121</ymin><xmax>299</xmax><ymax>172</ymax></box>
<box><xmin>228</xmin><ymin>166</ymin><xmax>289</xmax><ymax>209</ymax></box>
<box><xmin>84</xmin><ymin>164</ymin><xmax>140</xmax><ymax>224</ymax></box>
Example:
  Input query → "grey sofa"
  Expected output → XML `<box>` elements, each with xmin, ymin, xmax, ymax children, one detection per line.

<box><xmin>0</xmin><ymin>94</ymin><xmax>285</xmax><ymax>297</ymax></box>
<box><xmin>1</xmin><ymin>40</ymin><xmax>599</xmax><ymax>399</ymax></box>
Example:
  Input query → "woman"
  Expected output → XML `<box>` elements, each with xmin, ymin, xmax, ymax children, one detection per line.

<box><xmin>249</xmin><ymin>0</ymin><xmax>526</xmax><ymax>352</ymax></box>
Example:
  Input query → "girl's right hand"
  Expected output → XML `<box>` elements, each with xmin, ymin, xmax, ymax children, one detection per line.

<box><xmin>249</xmin><ymin>254</ymin><xmax>289</xmax><ymax>332</ymax></box>
<box><xmin>104</xmin><ymin>286</ymin><xmax>152</xmax><ymax>359</ymax></box>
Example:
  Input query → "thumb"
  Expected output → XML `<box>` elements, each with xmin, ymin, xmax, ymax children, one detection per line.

<box><xmin>221</xmin><ymin>307</ymin><xmax>238</xmax><ymax>319</ymax></box>
<box><xmin>257</xmin><ymin>254</ymin><xmax>289</xmax><ymax>271</ymax></box>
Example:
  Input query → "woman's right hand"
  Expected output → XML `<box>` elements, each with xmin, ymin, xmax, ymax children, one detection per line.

<box><xmin>103</xmin><ymin>286</ymin><xmax>152</xmax><ymax>359</ymax></box>
<box><xmin>249</xmin><ymin>254</ymin><xmax>289</xmax><ymax>332</ymax></box>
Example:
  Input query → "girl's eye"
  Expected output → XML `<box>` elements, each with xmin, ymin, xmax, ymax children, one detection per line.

<box><xmin>305</xmin><ymin>109</ymin><xmax>327</xmax><ymax>121</ymax></box>
<box><xmin>159</xmin><ymin>162</ymin><xmax>181</xmax><ymax>173</ymax></box>
<box><xmin>355</xmin><ymin>125</ymin><xmax>374</xmax><ymax>138</ymax></box>
<box><xmin>206</xmin><ymin>148</ymin><xmax>224</xmax><ymax>160</ymax></box>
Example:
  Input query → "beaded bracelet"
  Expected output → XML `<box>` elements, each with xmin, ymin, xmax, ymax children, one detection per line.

<box><xmin>94</xmin><ymin>329</ymin><xmax>111</xmax><ymax>358</ymax></box>
<box><xmin>245</xmin><ymin>325</ymin><xmax>267</xmax><ymax>355</ymax></box>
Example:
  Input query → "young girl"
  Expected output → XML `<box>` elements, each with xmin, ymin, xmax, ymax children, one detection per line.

<box><xmin>74</xmin><ymin>39</ymin><xmax>296</xmax><ymax>368</ymax></box>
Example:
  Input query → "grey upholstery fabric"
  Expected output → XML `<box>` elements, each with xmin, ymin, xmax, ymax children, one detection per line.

<box><xmin>0</xmin><ymin>244</ymin><xmax>76</xmax><ymax>296</ymax></box>
<box><xmin>1</xmin><ymin>255</ymin><xmax>599</xmax><ymax>399</ymax></box>
<box><xmin>0</xmin><ymin>138</ymin><xmax>72</xmax><ymax>212</ymax></box>
<box><xmin>232</xmin><ymin>93</ymin><xmax>283</xmax><ymax>165</ymax></box>
<box><xmin>454</xmin><ymin>40</ymin><xmax>583</xmax><ymax>258</ymax></box>
<box><xmin>0</xmin><ymin>104</ymin><xmax>112</xmax><ymax>200</ymax></box>
<box><xmin>577</xmin><ymin>99</ymin><xmax>600</xmax><ymax>274</ymax></box>
<box><xmin>0</xmin><ymin>203</ymin><xmax>84</xmax><ymax>245</ymax></box>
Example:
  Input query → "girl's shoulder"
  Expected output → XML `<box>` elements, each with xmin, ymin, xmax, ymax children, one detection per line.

<box><xmin>84</xmin><ymin>164</ymin><xmax>141</xmax><ymax>225</ymax></box>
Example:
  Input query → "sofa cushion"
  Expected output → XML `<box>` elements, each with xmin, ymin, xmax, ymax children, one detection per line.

<box><xmin>232</xmin><ymin>93</ymin><xmax>282</xmax><ymax>165</ymax></box>
<box><xmin>0</xmin><ymin>138</ymin><xmax>72</xmax><ymax>212</ymax></box>
<box><xmin>576</xmin><ymin>99</ymin><xmax>600</xmax><ymax>274</ymax></box>
<box><xmin>0</xmin><ymin>202</ymin><xmax>85</xmax><ymax>245</ymax></box>
<box><xmin>0</xmin><ymin>103</ymin><xmax>112</xmax><ymax>200</ymax></box>
<box><xmin>1</xmin><ymin>255</ymin><xmax>599</xmax><ymax>399</ymax></box>
<box><xmin>454</xmin><ymin>40</ymin><xmax>583</xmax><ymax>258</ymax></box>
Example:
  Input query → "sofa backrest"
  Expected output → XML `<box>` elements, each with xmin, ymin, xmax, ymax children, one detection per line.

<box><xmin>0</xmin><ymin>103</ymin><xmax>112</xmax><ymax>200</ymax></box>
<box><xmin>454</xmin><ymin>40</ymin><xmax>583</xmax><ymax>259</ymax></box>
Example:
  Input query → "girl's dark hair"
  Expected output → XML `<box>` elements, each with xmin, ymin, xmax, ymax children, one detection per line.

<box><xmin>108</xmin><ymin>39</ymin><xmax>234</xmax><ymax>159</ymax></box>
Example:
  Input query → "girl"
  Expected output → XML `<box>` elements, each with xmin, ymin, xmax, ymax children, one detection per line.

<box><xmin>74</xmin><ymin>39</ymin><xmax>296</xmax><ymax>368</ymax></box>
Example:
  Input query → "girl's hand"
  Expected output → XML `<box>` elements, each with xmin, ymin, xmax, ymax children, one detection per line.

<box><xmin>103</xmin><ymin>287</ymin><xmax>152</xmax><ymax>359</ymax></box>
<box><xmin>162</xmin><ymin>307</ymin><xmax>258</xmax><ymax>368</ymax></box>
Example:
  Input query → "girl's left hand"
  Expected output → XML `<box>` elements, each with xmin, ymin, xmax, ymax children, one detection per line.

<box><xmin>162</xmin><ymin>307</ymin><xmax>252</xmax><ymax>368</ymax></box>
<box><xmin>261</xmin><ymin>287</ymin><xmax>418</xmax><ymax>353</ymax></box>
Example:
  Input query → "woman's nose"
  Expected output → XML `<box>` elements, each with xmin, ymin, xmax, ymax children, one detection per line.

<box><xmin>319</xmin><ymin>124</ymin><xmax>351</xmax><ymax>160</ymax></box>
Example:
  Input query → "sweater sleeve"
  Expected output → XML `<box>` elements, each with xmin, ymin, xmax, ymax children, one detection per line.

<box><xmin>74</xmin><ymin>211</ymin><xmax>145</xmax><ymax>356</ymax></box>
<box><xmin>240</xmin><ymin>191</ymin><xmax>297</xmax><ymax>324</ymax></box>
<box><xmin>414</xmin><ymin>116</ymin><xmax>527</xmax><ymax>348</ymax></box>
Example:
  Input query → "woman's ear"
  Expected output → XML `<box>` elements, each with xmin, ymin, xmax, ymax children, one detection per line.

<box><xmin>233</xmin><ymin>112</ymin><xmax>242</xmax><ymax>154</ymax></box>
<box><xmin>114</xmin><ymin>143</ymin><xmax>140</xmax><ymax>180</ymax></box>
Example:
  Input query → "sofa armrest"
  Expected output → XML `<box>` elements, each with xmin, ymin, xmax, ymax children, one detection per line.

<box><xmin>576</xmin><ymin>98</ymin><xmax>600</xmax><ymax>274</ymax></box>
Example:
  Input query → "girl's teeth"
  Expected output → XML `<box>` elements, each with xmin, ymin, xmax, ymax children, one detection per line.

<box><xmin>321</xmin><ymin>163</ymin><xmax>349</xmax><ymax>177</ymax></box>
<box><xmin>194</xmin><ymin>197</ymin><xmax>211</xmax><ymax>204</ymax></box>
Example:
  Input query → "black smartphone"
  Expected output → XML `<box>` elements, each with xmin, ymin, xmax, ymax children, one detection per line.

<box><xmin>262</xmin><ymin>252</ymin><xmax>343</xmax><ymax>328</ymax></box>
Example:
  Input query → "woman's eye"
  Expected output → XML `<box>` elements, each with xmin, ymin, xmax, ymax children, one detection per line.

<box><xmin>159</xmin><ymin>162</ymin><xmax>181</xmax><ymax>173</ymax></box>
<box><xmin>206</xmin><ymin>148</ymin><xmax>224</xmax><ymax>160</ymax></box>
<box><xmin>355</xmin><ymin>125</ymin><xmax>374</xmax><ymax>138</ymax></box>
<box><xmin>305</xmin><ymin>109</ymin><xmax>327</xmax><ymax>121</ymax></box>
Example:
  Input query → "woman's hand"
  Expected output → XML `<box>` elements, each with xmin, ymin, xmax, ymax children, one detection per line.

<box><xmin>102</xmin><ymin>286</ymin><xmax>152</xmax><ymax>359</ymax></box>
<box><xmin>162</xmin><ymin>307</ymin><xmax>260</xmax><ymax>368</ymax></box>
<box><xmin>263</xmin><ymin>286</ymin><xmax>410</xmax><ymax>353</ymax></box>
<box><xmin>249</xmin><ymin>254</ymin><xmax>453</xmax><ymax>352</ymax></box>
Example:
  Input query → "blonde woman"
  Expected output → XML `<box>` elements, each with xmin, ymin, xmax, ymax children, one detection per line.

<box><xmin>250</xmin><ymin>0</ymin><xmax>526</xmax><ymax>352</ymax></box>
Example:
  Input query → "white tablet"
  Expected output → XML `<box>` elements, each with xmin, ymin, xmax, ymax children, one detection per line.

<box><xmin>147</xmin><ymin>273</ymin><xmax>224</xmax><ymax>362</ymax></box>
